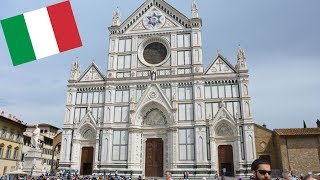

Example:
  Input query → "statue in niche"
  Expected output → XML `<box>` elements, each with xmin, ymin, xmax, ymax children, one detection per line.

<box><xmin>151</xmin><ymin>70</ymin><xmax>156</xmax><ymax>80</ymax></box>
<box><xmin>197</xmin><ymin>104</ymin><xmax>202</xmax><ymax>119</ymax></box>
<box><xmin>197</xmin><ymin>86</ymin><xmax>201</xmax><ymax>98</ymax></box>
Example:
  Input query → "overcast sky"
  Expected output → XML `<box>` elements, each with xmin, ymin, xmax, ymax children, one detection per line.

<box><xmin>0</xmin><ymin>0</ymin><xmax>319</xmax><ymax>130</ymax></box>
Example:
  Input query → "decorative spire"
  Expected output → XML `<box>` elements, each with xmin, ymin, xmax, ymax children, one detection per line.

<box><xmin>191</xmin><ymin>0</ymin><xmax>199</xmax><ymax>18</ymax></box>
<box><xmin>70</xmin><ymin>60</ymin><xmax>80</xmax><ymax>81</ymax></box>
<box><xmin>236</xmin><ymin>44</ymin><xmax>247</xmax><ymax>71</ymax></box>
<box><xmin>112</xmin><ymin>7</ymin><xmax>121</xmax><ymax>26</ymax></box>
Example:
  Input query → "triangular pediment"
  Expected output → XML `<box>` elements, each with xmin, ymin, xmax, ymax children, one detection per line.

<box><xmin>212</xmin><ymin>106</ymin><xmax>236</xmax><ymax>125</ymax></box>
<box><xmin>78</xmin><ymin>110</ymin><xmax>97</xmax><ymax>128</ymax></box>
<box><xmin>119</xmin><ymin>0</ymin><xmax>190</xmax><ymax>34</ymax></box>
<box><xmin>205</xmin><ymin>54</ymin><xmax>236</xmax><ymax>74</ymax></box>
<box><xmin>135</xmin><ymin>84</ymin><xmax>172</xmax><ymax>112</ymax></box>
<box><xmin>79</xmin><ymin>62</ymin><xmax>105</xmax><ymax>82</ymax></box>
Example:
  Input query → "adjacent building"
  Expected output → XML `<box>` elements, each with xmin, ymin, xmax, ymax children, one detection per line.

<box><xmin>254</xmin><ymin>124</ymin><xmax>320</xmax><ymax>176</ymax></box>
<box><xmin>0</xmin><ymin>111</ymin><xmax>27</xmax><ymax>176</ymax></box>
<box><xmin>60</xmin><ymin>0</ymin><xmax>256</xmax><ymax>177</ymax></box>
<box><xmin>23</xmin><ymin>124</ymin><xmax>60</xmax><ymax>174</ymax></box>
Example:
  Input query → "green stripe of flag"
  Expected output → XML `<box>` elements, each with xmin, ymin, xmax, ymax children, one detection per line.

<box><xmin>1</xmin><ymin>14</ymin><xmax>36</xmax><ymax>66</ymax></box>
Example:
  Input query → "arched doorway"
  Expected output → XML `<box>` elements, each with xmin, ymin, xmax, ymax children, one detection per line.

<box><xmin>218</xmin><ymin>145</ymin><xmax>234</xmax><ymax>177</ymax></box>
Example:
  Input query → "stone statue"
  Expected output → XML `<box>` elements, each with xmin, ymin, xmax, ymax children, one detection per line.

<box><xmin>112</xmin><ymin>7</ymin><xmax>121</xmax><ymax>26</ymax></box>
<box><xmin>70</xmin><ymin>61</ymin><xmax>80</xmax><ymax>80</ymax></box>
<box><xmin>191</xmin><ymin>0</ymin><xmax>199</xmax><ymax>18</ymax></box>
<box><xmin>31</xmin><ymin>125</ymin><xmax>40</xmax><ymax>149</ymax></box>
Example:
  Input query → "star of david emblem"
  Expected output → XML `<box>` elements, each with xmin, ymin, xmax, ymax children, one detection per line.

<box><xmin>147</xmin><ymin>13</ymin><xmax>162</xmax><ymax>27</ymax></box>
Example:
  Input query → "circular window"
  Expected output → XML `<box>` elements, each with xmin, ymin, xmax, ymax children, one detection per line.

<box><xmin>143</xmin><ymin>42</ymin><xmax>167</xmax><ymax>65</ymax></box>
<box><xmin>138</xmin><ymin>37</ymin><xmax>170</xmax><ymax>67</ymax></box>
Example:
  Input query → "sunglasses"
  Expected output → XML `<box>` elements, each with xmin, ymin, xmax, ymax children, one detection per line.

<box><xmin>257</xmin><ymin>170</ymin><xmax>272</xmax><ymax>175</ymax></box>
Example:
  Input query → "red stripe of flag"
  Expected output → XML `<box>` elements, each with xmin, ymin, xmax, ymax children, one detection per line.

<box><xmin>47</xmin><ymin>1</ymin><xmax>82</xmax><ymax>52</ymax></box>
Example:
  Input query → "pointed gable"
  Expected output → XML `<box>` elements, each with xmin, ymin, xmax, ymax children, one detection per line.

<box><xmin>212</xmin><ymin>106</ymin><xmax>236</xmax><ymax>125</ymax></box>
<box><xmin>205</xmin><ymin>54</ymin><xmax>236</xmax><ymax>74</ymax></box>
<box><xmin>78</xmin><ymin>110</ymin><xmax>97</xmax><ymax>127</ymax></box>
<box><xmin>119</xmin><ymin>0</ymin><xmax>190</xmax><ymax>34</ymax></box>
<box><xmin>135</xmin><ymin>83</ymin><xmax>172</xmax><ymax>112</ymax></box>
<box><xmin>79</xmin><ymin>62</ymin><xmax>105</xmax><ymax>82</ymax></box>
<box><xmin>76</xmin><ymin>110</ymin><xmax>97</xmax><ymax>140</ymax></box>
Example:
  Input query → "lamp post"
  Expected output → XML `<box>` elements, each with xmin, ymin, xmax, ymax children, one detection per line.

<box><xmin>31</xmin><ymin>158</ymin><xmax>36</xmax><ymax>177</ymax></box>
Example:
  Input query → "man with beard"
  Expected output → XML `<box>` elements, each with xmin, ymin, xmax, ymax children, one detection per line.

<box><xmin>251</xmin><ymin>159</ymin><xmax>272</xmax><ymax>180</ymax></box>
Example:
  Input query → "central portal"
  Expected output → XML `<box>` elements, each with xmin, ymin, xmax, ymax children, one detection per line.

<box><xmin>145</xmin><ymin>138</ymin><xmax>163</xmax><ymax>177</ymax></box>
<box><xmin>218</xmin><ymin>145</ymin><xmax>234</xmax><ymax>177</ymax></box>
<box><xmin>80</xmin><ymin>147</ymin><xmax>94</xmax><ymax>175</ymax></box>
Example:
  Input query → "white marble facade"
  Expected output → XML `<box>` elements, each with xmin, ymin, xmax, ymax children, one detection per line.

<box><xmin>60</xmin><ymin>0</ymin><xmax>256</xmax><ymax>177</ymax></box>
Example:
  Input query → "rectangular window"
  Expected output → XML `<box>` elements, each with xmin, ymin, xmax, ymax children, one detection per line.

<box><xmin>178</xmin><ymin>104</ymin><xmax>193</xmax><ymax>121</ymax></box>
<box><xmin>76</xmin><ymin>92</ymin><xmax>82</xmax><ymax>104</ymax></box>
<box><xmin>114</xmin><ymin>106</ymin><xmax>129</xmax><ymax>122</ymax></box>
<box><xmin>13</xmin><ymin>149</ymin><xmax>19</xmax><ymax>160</ymax></box>
<box><xmin>110</xmin><ymin>40</ymin><xmax>115</xmax><ymax>52</ymax></box>
<box><xmin>0</xmin><ymin>146</ymin><xmax>3</xmax><ymax>158</ymax></box>
<box><xmin>205</xmin><ymin>102</ymin><xmax>219</xmax><ymax>120</ymax></box>
<box><xmin>179</xmin><ymin>129</ymin><xmax>195</xmax><ymax>160</ymax></box>
<box><xmin>184</xmin><ymin>34</ymin><xmax>191</xmax><ymax>47</ymax></box>
<box><xmin>119</xmin><ymin>39</ymin><xmax>125</xmax><ymax>52</ymax></box>
<box><xmin>119</xmin><ymin>39</ymin><xmax>132</xmax><ymax>52</ymax></box>
<box><xmin>177</xmin><ymin>51</ymin><xmax>191</xmax><ymax>65</ymax></box>
<box><xmin>115</xmin><ymin>90</ymin><xmax>129</xmax><ymax>102</ymax></box>
<box><xmin>16</xmin><ymin>134</ymin><xmax>21</xmax><ymax>143</ymax></box>
<box><xmin>178</xmin><ymin>87</ymin><xmax>193</xmax><ymax>100</ymax></box>
<box><xmin>87</xmin><ymin>92</ymin><xmax>93</xmax><ymax>104</ymax></box>
<box><xmin>218</xmin><ymin>86</ymin><xmax>225</xmax><ymax>98</ymax></box>
<box><xmin>117</xmin><ymin>56</ymin><xmax>124</xmax><ymax>69</ymax></box>
<box><xmin>9</xmin><ymin>132</ymin><xmax>14</xmax><ymax>140</ymax></box>
<box><xmin>177</xmin><ymin>35</ymin><xmax>184</xmax><ymax>48</ymax></box>
<box><xmin>1</xmin><ymin>129</ymin><xmax>7</xmax><ymax>139</ymax></box>
<box><xmin>177</xmin><ymin>34</ymin><xmax>191</xmax><ymax>48</ymax></box>
<box><xmin>93</xmin><ymin>92</ymin><xmax>99</xmax><ymax>104</ymax></box>
<box><xmin>112</xmin><ymin>130</ymin><xmax>128</xmax><ymax>161</ymax></box>
<box><xmin>99</xmin><ymin>92</ymin><xmax>105</xmax><ymax>103</ymax></box>
<box><xmin>6</xmin><ymin>147</ymin><xmax>12</xmax><ymax>159</ymax></box>
<box><xmin>81</xmin><ymin>93</ymin><xmax>88</xmax><ymax>104</ymax></box>
<box><xmin>125</xmin><ymin>39</ymin><xmax>132</xmax><ymax>52</ymax></box>
<box><xmin>225</xmin><ymin>85</ymin><xmax>232</xmax><ymax>98</ymax></box>
<box><xmin>232</xmin><ymin>85</ymin><xmax>239</xmax><ymax>97</ymax></box>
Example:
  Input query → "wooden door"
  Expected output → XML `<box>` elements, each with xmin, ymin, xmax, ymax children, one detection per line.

<box><xmin>80</xmin><ymin>147</ymin><xmax>94</xmax><ymax>175</ymax></box>
<box><xmin>218</xmin><ymin>145</ymin><xmax>234</xmax><ymax>177</ymax></box>
<box><xmin>145</xmin><ymin>138</ymin><xmax>163</xmax><ymax>177</ymax></box>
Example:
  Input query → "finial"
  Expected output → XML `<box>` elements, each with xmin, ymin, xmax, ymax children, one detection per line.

<box><xmin>236</xmin><ymin>44</ymin><xmax>247</xmax><ymax>71</ymax></box>
<box><xmin>191</xmin><ymin>0</ymin><xmax>199</xmax><ymax>18</ymax></box>
<box><xmin>112</xmin><ymin>7</ymin><xmax>121</xmax><ymax>26</ymax></box>
<box><xmin>87</xmin><ymin>103</ymin><xmax>91</xmax><ymax>113</ymax></box>
<box><xmin>219</xmin><ymin>98</ymin><xmax>225</xmax><ymax>108</ymax></box>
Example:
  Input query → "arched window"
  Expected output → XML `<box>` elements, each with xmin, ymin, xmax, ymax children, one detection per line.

<box><xmin>6</xmin><ymin>145</ymin><xmax>12</xmax><ymax>159</ymax></box>
<box><xmin>0</xmin><ymin>143</ymin><xmax>4</xmax><ymax>158</ymax></box>
<box><xmin>13</xmin><ymin>147</ymin><xmax>19</xmax><ymax>159</ymax></box>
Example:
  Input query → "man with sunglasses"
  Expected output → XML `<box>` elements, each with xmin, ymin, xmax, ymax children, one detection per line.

<box><xmin>251</xmin><ymin>158</ymin><xmax>272</xmax><ymax>180</ymax></box>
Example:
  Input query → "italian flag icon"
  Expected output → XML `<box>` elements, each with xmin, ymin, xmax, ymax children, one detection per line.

<box><xmin>1</xmin><ymin>1</ymin><xmax>82</xmax><ymax>66</ymax></box>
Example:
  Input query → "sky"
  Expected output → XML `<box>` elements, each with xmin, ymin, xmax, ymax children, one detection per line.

<box><xmin>0</xmin><ymin>0</ymin><xmax>320</xmax><ymax>130</ymax></box>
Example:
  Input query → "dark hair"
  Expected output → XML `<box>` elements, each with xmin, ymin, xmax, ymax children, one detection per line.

<box><xmin>251</xmin><ymin>158</ymin><xmax>271</xmax><ymax>171</ymax></box>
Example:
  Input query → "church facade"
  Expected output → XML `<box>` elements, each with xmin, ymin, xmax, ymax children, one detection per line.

<box><xmin>59</xmin><ymin>0</ymin><xmax>256</xmax><ymax>177</ymax></box>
